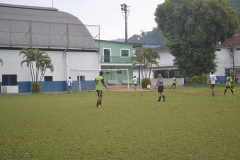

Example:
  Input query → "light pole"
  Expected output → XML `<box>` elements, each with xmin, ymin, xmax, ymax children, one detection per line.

<box><xmin>120</xmin><ymin>4</ymin><xmax>130</xmax><ymax>43</ymax></box>
<box><xmin>230</xmin><ymin>45</ymin><xmax>235</xmax><ymax>72</ymax></box>
<box><xmin>168</xmin><ymin>69</ymin><xmax>171</xmax><ymax>85</ymax></box>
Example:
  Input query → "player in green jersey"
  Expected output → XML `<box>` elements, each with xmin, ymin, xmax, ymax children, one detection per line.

<box><xmin>230</xmin><ymin>72</ymin><xmax>235</xmax><ymax>90</ymax></box>
<box><xmin>224</xmin><ymin>73</ymin><xmax>235</xmax><ymax>95</ymax></box>
<box><xmin>94</xmin><ymin>71</ymin><xmax>108</xmax><ymax>107</ymax></box>
<box><xmin>170</xmin><ymin>76</ymin><xmax>177</xmax><ymax>89</ymax></box>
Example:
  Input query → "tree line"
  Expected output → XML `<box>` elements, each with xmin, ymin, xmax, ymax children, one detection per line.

<box><xmin>128</xmin><ymin>0</ymin><xmax>240</xmax><ymax>45</ymax></box>
<box><xmin>129</xmin><ymin>0</ymin><xmax>239</xmax><ymax>77</ymax></box>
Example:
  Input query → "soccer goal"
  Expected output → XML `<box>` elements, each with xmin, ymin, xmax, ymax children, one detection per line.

<box><xmin>70</xmin><ymin>69</ymin><xmax>130</xmax><ymax>91</ymax></box>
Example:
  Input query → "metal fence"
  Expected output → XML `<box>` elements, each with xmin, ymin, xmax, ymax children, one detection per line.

<box><xmin>0</xmin><ymin>19</ymin><xmax>99</xmax><ymax>49</ymax></box>
<box><xmin>101</xmin><ymin>55</ymin><xmax>132</xmax><ymax>63</ymax></box>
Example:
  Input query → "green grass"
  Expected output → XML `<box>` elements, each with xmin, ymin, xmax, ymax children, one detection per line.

<box><xmin>0</xmin><ymin>85</ymin><xmax>240</xmax><ymax>159</ymax></box>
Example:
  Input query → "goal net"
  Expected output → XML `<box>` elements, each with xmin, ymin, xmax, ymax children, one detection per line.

<box><xmin>70</xmin><ymin>69</ymin><xmax>131</xmax><ymax>91</ymax></box>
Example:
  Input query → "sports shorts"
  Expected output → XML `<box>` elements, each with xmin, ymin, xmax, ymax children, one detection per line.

<box><xmin>158</xmin><ymin>86</ymin><xmax>164</xmax><ymax>92</ymax></box>
<box><xmin>96</xmin><ymin>90</ymin><xmax>103</xmax><ymax>97</ymax></box>
<box><xmin>210</xmin><ymin>84</ymin><xmax>215</xmax><ymax>89</ymax></box>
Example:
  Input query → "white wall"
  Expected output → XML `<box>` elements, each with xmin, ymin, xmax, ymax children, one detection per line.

<box><xmin>215</xmin><ymin>48</ymin><xmax>232</xmax><ymax>76</ymax></box>
<box><xmin>0</xmin><ymin>49</ymin><xmax>100</xmax><ymax>82</ymax></box>
<box><xmin>0</xmin><ymin>50</ymin><xmax>31</xmax><ymax>81</ymax></box>
<box><xmin>234</xmin><ymin>49</ymin><xmax>240</xmax><ymax>67</ymax></box>
<box><xmin>67</xmin><ymin>51</ymin><xmax>100</xmax><ymax>80</ymax></box>
<box><xmin>43</xmin><ymin>51</ymin><xmax>66</xmax><ymax>81</ymax></box>
<box><xmin>215</xmin><ymin>47</ymin><xmax>240</xmax><ymax>76</ymax></box>
<box><xmin>151</xmin><ymin>78</ymin><xmax>184</xmax><ymax>86</ymax></box>
<box><xmin>153</xmin><ymin>51</ymin><xmax>175</xmax><ymax>67</ymax></box>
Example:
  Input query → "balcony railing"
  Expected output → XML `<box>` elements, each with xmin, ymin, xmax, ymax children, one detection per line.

<box><xmin>101</xmin><ymin>56</ymin><xmax>132</xmax><ymax>63</ymax></box>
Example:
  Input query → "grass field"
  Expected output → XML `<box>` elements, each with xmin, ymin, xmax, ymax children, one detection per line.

<box><xmin>0</xmin><ymin>85</ymin><xmax>240</xmax><ymax>159</ymax></box>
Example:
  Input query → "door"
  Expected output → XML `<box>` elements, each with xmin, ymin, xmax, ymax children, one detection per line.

<box><xmin>104</xmin><ymin>49</ymin><xmax>110</xmax><ymax>62</ymax></box>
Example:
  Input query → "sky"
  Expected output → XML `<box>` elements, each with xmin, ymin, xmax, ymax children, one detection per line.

<box><xmin>0</xmin><ymin>0</ymin><xmax>165</xmax><ymax>40</ymax></box>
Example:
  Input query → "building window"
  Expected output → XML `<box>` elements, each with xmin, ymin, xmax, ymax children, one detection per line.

<box><xmin>106</xmin><ymin>72</ymin><xmax>110</xmax><ymax>75</ymax></box>
<box><xmin>116</xmin><ymin>68</ymin><xmax>123</xmax><ymax>75</ymax></box>
<box><xmin>225</xmin><ymin>69</ymin><xmax>230</xmax><ymax>76</ymax></box>
<box><xmin>77</xmin><ymin>76</ymin><xmax>85</xmax><ymax>81</ymax></box>
<box><xmin>103</xmin><ymin>48</ymin><xmax>111</xmax><ymax>62</ymax></box>
<box><xmin>154</xmin><ymin>70</ymin><xmax>181</xmax><ymax>78</ymax></box>
<box><xmin>2</xmin><ymin>75</ymin><xmax>17</xmax><ymax>85</ymax></box>
<box><xmin>121</xmin><ymin>49</ymin><xmax>129</xmax><ymax>57</ymax></box>
<box><xmin>44</xmin><ymin>76</ymin><xmax>53</xmax><ymax>81</ymax></box>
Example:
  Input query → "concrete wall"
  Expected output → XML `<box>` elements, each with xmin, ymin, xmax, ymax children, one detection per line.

<box><xmin>154</xmin><ymin>51</ymin><xmax>175</xmax><ymax>67</ymax></box>
<box><xmin>151</xmin><ymin>78</ymin><xmax>184</xmax><ymax>86</ymax></box>
<box><xmin>215</xmin><ymin>47</ymin><xmax>240</xmax><ymax>83</ymax></box>
<box><xmin>0</xmin><ymin>49</ymin><xmax>100</xmax><ymax>93</ymax></box>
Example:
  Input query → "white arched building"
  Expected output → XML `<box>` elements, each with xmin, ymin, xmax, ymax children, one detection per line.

<box><xmin>0</xmin><ymin>3</ymin><xmax>100</xmax><ymax>93</ymax></box>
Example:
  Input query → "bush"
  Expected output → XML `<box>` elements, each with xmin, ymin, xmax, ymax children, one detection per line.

<box><xmin>141</xmin><ymin>78</ymin><xmax>151</xmax><ymax>89</ymax></box>
<box><xmin>32</xmin><ymin>82</ymin><xmax>41</xmax><ymax>93</ymax></box>
<box><xmin>185</xmin><ymin>76</ymin><xmax>207</xmax><ymax>84</ymax></box>
<box><xmin>164</xmin><ymin>84</ymin><xmax>169</xmax><ymax>88</ymax></box>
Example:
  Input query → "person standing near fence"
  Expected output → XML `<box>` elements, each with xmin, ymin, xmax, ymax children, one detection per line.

<box><xmin>209</xmin><ymin>71</ymin><xmax>217</xmax><ymax>96</ymax></box>
<box><xmin>156</xmin><ymin>74</ymin><xmax>166</xmax><ymax>102</ymax></box>
<box><xmin>132</xmin><ymin>76</ymin><xmax>138</xmax><ymax>90</ymax></box>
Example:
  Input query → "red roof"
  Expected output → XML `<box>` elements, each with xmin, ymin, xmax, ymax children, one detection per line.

<box><xmin>223</xmin><ymin>34</ymin><xmax>240</xmax><ymax>46</ymax></box>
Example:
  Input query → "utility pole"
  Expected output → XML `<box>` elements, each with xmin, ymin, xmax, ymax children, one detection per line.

<box><xmin>230</xmin><ymin>45</ymin><xmax>235</xmax><ymax>72</ymax></box>
<box><xmin>121</xmin><ymin>4</ymin><xmax>130</xmax><ymax>43</ymax></box>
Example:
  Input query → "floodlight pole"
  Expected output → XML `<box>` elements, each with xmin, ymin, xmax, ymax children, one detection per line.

<box><xmin>121</xmin><ymin>4</ymin><xmax>130</xmax><ymax>43</ymax></box>
<box><xmin>232</xmin><ymin>46</ymin><xmax>235</xmax><ymax>73</ymax></box>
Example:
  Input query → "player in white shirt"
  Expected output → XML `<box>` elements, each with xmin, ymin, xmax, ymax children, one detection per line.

<box><xmin>132</xmin><ymin>76</ymin><xmax>138</xmax><ymax>90</ymax></box>
<box><xmin>66</xmin><ymin>77</ymin><xmax>73</xmax><ymax>93</ymax></box>
<box><xmin>209</xmin><ymin>71</ymin><xmax>217</xmax><ymax>96</ymax></box>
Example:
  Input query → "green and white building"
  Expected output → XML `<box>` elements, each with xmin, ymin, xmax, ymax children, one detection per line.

<box><xmin>96</xmin><ymin>40</ymin><xmax>141</xmax><ymax>85</ymax></box>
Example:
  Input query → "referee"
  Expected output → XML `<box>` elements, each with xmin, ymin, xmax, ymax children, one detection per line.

<box><xmin>156</xmin><ymin>74</ymin><xmax>166</xmax><ymax>102</ymax></box>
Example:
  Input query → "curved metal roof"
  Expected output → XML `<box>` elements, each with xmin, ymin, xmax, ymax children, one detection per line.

<box><xmin>0</xmin><ymin>3</ymin><xmax>97</xmax><ymax>49</ymax></box>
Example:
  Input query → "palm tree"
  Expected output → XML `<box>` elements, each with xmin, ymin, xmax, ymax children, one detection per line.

<box><xmin>34</xmin><ymin>48</ymin><xmax>53</xmax><ymax>82</ymax></box>
<box><xmin>131</xmin><ymin>47</ymin><xmax>145</xmax><ymax>78</ymax></box>
<box><xmin>19</xmin><ymin>48</ymin><xmax>36</xmax><ymax>81</ymax></box>
<box><xmin>40</xmin><ymin>58</ymin><xmax>54</xmax><ymax>81</ymax></box>
<box><xmin>0</xmin><ymin>58</ymin><xmax>3</xmax><ymax>66</ymax></box>
<box><xmin>20</xmin><ymin>48</ymin><xmax>54</xmax><ymax>82</ymax></box>
<box><xmin>131</xmin><ymin>47</ymin><xmax>160</xmax><ymax>79</ymax></box>
<box><xmin>146</xmin><ymin>48</ymin><xmax>160</xmax><ymax>78</ymax></box>
<box><xmin>19</xmin><ymin>48</ymin><xmax>54</xmax><ymax>92</ymax></box>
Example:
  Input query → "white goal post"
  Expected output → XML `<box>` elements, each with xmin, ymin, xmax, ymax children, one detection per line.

<box><xmin>70</xmin><ymin>69</ymin><xmax>130</xmax><ymax>91</ymax></box>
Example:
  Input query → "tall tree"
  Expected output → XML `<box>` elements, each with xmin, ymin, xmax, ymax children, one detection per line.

<box><xmin>131</xmin><ymin>47</ymin><xmax>160</xmax><ymax>78</ymax></box>
<box><xmin>155</xmin><ymin>0</ymin><xmax>239</xmax><ymax>76</ymax></box>
<box><xmin>127</xmin><ymin>0</ymin><xmax>239</xmax><ymax>44</ymax></box>
<box><xmin>0</xmin><ymin>58</ymin><xmax>3</xmax><ymax>65</ymax></box>
<box><xmin>227</xmin><ymin>0</ymin><xmax>240</xmax><ymax>33</ymax></box>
